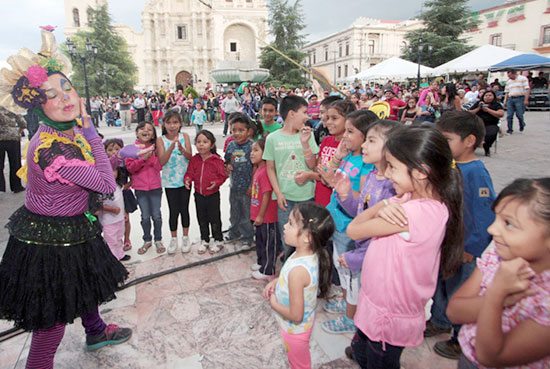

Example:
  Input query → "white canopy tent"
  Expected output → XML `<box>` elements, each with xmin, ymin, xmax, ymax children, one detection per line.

<box><xmin>345</xmin><ymin>57</ymin><xmax>435</xmax><ymax>82</ymax></box>
<box><xmin>433</xmin><ymin>45</ymin><xmax>522</xmax><ymax>75</ymax></box>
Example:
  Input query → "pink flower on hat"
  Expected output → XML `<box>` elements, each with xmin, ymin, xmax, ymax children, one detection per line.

<box><xmin>26</xmin><ymin>65</ymin><xmax>48</xmax><ymax>88</ymax></box>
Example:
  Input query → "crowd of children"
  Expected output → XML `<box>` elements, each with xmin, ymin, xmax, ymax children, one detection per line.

<box><xmin>93</xmin><ymin>92</ymin><xmax>549</xmax><ymax>369</ymax></box>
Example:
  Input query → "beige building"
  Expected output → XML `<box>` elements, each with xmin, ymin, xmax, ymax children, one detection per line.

<box><xmin>64</xmin><ymin>0</ymin><xmax>268</xmax><ymax>92</ymax></box>
<box><xmin>301</xmin><ymin>17</ymin><xmax>423</xmax><ymax>85</ymax></box>
<box><xmin>463</xmin><ymin>0</ymin><xmax>550</xmax><ymax>56</ymax></box>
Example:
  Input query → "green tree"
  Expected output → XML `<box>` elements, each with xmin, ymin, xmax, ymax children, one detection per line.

<box><xmin>63</xmin><ymin>5</ymin><xmax>137</xmax><ymax>97</ymax></box>
<box><xmin>402</xmin><ymin>0</ymin><xmax>479</xmax><ymax>68</ymax></box>
<box><xmin>259</xmin><ymin>0</ymin><xmax>308</xmax><ymax>88</ymax></box>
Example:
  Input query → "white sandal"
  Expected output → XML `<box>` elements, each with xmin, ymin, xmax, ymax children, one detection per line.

<box><xmin>209</xmin><ymin>241</ymin><xmax>224</xmax><ymax>254</ymax></box>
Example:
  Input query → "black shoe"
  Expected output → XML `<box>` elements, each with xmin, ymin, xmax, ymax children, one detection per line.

<box><xmin>484</xmin><ymin>149</ymin><xmax>491</xmax><ymax>157</ymax></box>
<box><xmin>345</xmin><ymin>346</ymin><xmax>355</xmax><ymax>361</ymax></box>
<box><xmin>519</xmin><ymin>126</ymin><xmax>525</xmax><ymax>132</ymax></box>
<box><xmin>434</xmin><ymin>338</ymin><xmax>462</xmax><ymax>360</ymax></box>
<box><xmin>86</xmin><ymin>324</ymin><xmax>132</xmax><ymax>351</ymax></box>
<box><xmin>120</xmin><ymin>254</ymin><xmax>131</xmax><ymax>261</ymax></box>
<box><xmin>424</xmin><ymin>320</ymin><xmax>452</xmax><ymax>337</ymax></box>
<box><xmin>13</xmin><ymin>187</ymin><xmax>25</xmax><ymax>193</ymax></box>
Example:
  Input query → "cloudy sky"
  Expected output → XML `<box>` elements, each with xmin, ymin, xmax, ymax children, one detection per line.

<box><xmin>1</xmin><ymin>0</ymin><xmax>502</xmax><ymax>65</ymax></box>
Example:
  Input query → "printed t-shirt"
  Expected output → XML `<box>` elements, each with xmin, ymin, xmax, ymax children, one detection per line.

<box><xmin>161</xmin><ymin>134</ymin><xmax>189</xmax><ymax>188</ymax></box>
<box><xmin>315</xmin><ymin>135</ymin><xmax>339</xmax><ymax>206</ymax></box>
<box><xmin>250</xmin><ymin>165</ymin><xmax>278</xmax><ymax>223</ymax></box>
<box><xmin>191</xmin><ymin>110</ymin><xmax>207</xmax><ymax>126</ymax></box>
<box><xmin>459</xmin><ymin>246</ymin><xmax>550</xmax><ymax>369</ymax></box>
<box><xmin>224</xmin><ymin>140</ymin><xmax>253</xmax><ymax>190</ymax></box>
<box><xmin>326</xmin><ymin>153</ymin><xmax>373</xmax><ymax>232</ymax></box>
<box><xmin>263</xmin><ymin>130</ymin><xmax>319</xmax><ymax>202</ymax></box>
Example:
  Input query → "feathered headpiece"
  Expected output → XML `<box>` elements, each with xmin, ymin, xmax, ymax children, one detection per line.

<box><xmin>0</xmin><ymin>26</ymin><xmax>72</xmax><ymax>114</ymax></box>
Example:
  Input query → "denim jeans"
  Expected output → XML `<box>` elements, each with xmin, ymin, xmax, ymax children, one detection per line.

<box><xmin>506</xmin><ymin>96</ymin><xmax>526</xmax><ymax>133</ymax></box>
<box><xmin>429</xmin><ymin>259</ymin><xmax>476</xmax><ymax>339</ymax></box>
<box><xmin>277</xmin><ymin>198</ymin><xmax>313</xmax><ymax>258</ymax></box>
<box><xmin>351</xmin><ymin>329</ymin><xmax>404</xmax><ymax>369</ymax></box>
<box><xmin>228</xmin><ymin>188</ymin><xmax>254</xmax><ymax>244</ymax></box>
<box><xmin>135</xmin><ymin>188</ymin><xmax>163</xmax><ymax>242</ymax></box>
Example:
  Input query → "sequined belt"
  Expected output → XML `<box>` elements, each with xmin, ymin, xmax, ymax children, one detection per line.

<box><xmin>7</xmin><ymin>206</ymin><xmax>102</xmax><ymax>247</ymax></box>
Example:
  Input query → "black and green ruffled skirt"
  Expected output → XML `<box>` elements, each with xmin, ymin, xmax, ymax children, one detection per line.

<box><xmin>0</xmin><ymin>207</ymin><xmax>128</xmax><ymax>331</ymax></box>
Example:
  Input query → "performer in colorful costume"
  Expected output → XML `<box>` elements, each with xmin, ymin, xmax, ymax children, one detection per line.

<box><xmin>0</xmin><ymin>27</ymin><xmax>132</xmax><ymax>368</ymax></box>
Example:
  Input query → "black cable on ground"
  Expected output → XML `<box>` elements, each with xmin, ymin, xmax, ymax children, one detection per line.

<box><xmin>0</xmin><ymin>247</ymin><xmax>249</xmax><ymax>344</ymax></box>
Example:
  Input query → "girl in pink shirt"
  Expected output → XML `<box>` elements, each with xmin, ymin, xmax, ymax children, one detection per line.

<box><xmin>447</xmin><ymin>178</ymin><xmax>550</xmax><ymax>369</ymax></box>
<box><xmin>125</xmin><ymin>121</ymin><xmax>165</xmax><ymax>255</ymax></box>
<box><xmin>346</xmin><ymin>127</ymin><xmax>464</xmax><ymax>369</ymax></box>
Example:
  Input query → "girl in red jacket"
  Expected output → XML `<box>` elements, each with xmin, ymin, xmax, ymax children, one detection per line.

<box><xmin>184</xmin><ymin>130</ymin><xmax>227</xmax><ymax>254</ymax></box>
<box><xmin>125</xmin><ymin>121</ymin><xmax>165</xmax><ymax>255</ymax></box>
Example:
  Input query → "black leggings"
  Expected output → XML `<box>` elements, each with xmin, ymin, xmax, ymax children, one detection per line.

<box><xmin>194</xmin><ymin>191</ymin><xmax>223</xmax><ymax>242</ymax></box>
<box><xmin>165</xmin><ymin>186</ymin><xmax>191</xmax><ymax>232</ymax></box>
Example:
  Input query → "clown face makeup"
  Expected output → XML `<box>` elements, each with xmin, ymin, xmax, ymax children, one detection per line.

<box><xmin>40</xmin><ymin>73</ymin><xmax>80</xmax><ymax>122</ymax></box>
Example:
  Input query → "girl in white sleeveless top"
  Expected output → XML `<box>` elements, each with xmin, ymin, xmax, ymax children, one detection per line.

<box><xmin>263</xmin><ymin>202</ymin><xmax>335</xmax><ymax>369</ymax></box>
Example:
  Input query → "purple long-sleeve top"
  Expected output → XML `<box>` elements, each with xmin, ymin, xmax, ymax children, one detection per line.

<box><xmin>336</xmin><ymin>169</ymin><xmax>395</xmax><ymax>272</ymax></box>
<box><xmin>25</xmin><ymin>124</ymin><xmax>116</xmax><ymax>216</ymax></box>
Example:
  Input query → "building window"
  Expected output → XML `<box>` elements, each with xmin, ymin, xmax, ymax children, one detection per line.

<box><xmin>87</xmin><ymin>8</ymin><xmax>93</xmax><ymax>25</ymax></box>
<box><xmin>490</xmin><ymin>33</ymin><xmax>502</xmax><ymax>46</ymax></box>
<box><xmin>339</xmin><ymin>44</ymin><xmax>342</xmax><ymax>57</ymax></box>
<box><xmin>177</xmin><ymin>25</ymin><xmax>187</xmax><ymax>40</ymax></box>
<box><xmin>338</xmin><ymin>66</ymin><xmax>341</xmax><ymax>78</ymax></box>
<box><xmin>230</xmin><ymin>42</ymin><xmax>237</xmax><ymax>52</ymax></box>
<box><xmin>73</xmin><ymin>8</ymin><xmax>80</xmax><ymax>27</ymax></box>
<box><xmin>344</xmin><ymin>64</ymin><xmax>348</xmax><ymax>77</ymax></box>
<box><xmin>313</xmin><ymin>50</ymin><xmax>316</xmax><ymax>64</ymax></box>
<box><xmin>346</xmin><ymin>43</ymin><xmax>350</xmax><ymax>56</ymax></box>
<box><xmin>325</xmin><ymin>48</ymin><xmax>328</xmax><ymax>61</ymax></box>
<box><xmin>368</xmin><ymin>40</ymin><xmax>375</xmax><ymax>54</ymax></box>
<box><xmin>542</xmin><ymin>26</ymin><xmax>550</xmax><ymax>44</ymax></box>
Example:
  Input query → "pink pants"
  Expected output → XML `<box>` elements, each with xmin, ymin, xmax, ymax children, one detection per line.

<box><xmin>280</xmin><ymin>328</ymin><xmax>312</xmax><ymax>369</ymax></box>
<box><xmin>103</xmin><ymin>220</ymin><xmax>125</xmax><ymax>260</ymax></box>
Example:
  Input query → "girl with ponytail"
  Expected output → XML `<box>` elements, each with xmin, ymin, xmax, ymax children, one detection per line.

<box><xmin>346</xmin><ymin>126</ymin><xmax>464</xmax><ymax>368</ymax></box>
<box><xmin>263</xmin><ymin>202</ymin><xmax>334</xmax><ymax>369</ymax></box>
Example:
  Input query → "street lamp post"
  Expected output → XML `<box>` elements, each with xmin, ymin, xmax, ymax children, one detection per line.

<box><xmin>66</xmin><ymin>38</ymin><xmax>98</xmax><ymax>114</ymax></box>
<box><xmin>409</xmin><ymin>39</ymin><xmax>433</xmax><ymax>89</ymax></box>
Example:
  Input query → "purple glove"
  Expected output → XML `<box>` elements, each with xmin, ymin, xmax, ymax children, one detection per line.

<box><xmin>120</xmin><ymin>144</ymin><xmax>141</xmax><ymax>159</ymax></box>
<box><xmin>81</xmin><ymin>119</ymin><xmax>99</xmax><ymax>140</ymax></box>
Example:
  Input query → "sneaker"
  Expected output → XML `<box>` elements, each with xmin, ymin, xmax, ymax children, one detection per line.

<box><xmin>209</xmin><ymin>240</ymin><xmax>224</xmax><ymax>254</ymax></box>
<box><xmin>327</xmin><ymin>284</ymin><xmax>344</xmax><ymax>300</ymax></box>
<box><xmin>519</xmin><ymin>125</ymin><xmax>525</xmax><ymax>132</ymax></box>
<box><xmin>322</xmin><ymin>315</ymin><xmax>356</xmax><ymax>334</ymax></box>
<box><xmin>181</xmin><ymin>236</ymin><xmax>191</xmax><ymax>253</ymax></box>
<box><xmin>167</xmin><ymin>237</ymin><xmax>178</xmax><ymax>254</ymax></box>
<box><xmin>86</xmin><ymin>324</ymin><xmax>132</xmax><ymax>351</ymax></box>
<box><xmin>250</xmin><ymin>263</ymin><xmax>261</xmax><ymax>271</ymax></box>
<box><xmin>433</xmin><ymin>338</ymin><xmax>462</xmax><ymax>360</ymax></box>
<box><xmin>154</xmin><ymin>240</ymin><xmax>166</xmax><ymax>254</ymax></box>
<box><xmin>323</xmin><ymin>299</ymin><xmax>346</xmax><ymax>314</ymax></box>
<box><xmin>424</xmin><ymin>320</ymin><xmax>452</xmax><ymax>337</ymax></box>
<box><xmin>224</xmin><ymin>234</ymin><xmax>240</xmax><ymax>243</ymax></box>
<box><xmin>197</xmin><ymin>240</ymin><xmax>209</xmax><ymax>254</ymax></box>
<box><xmin>120</xmin><ymin>254</ymin><xmax>131</xmax><ymax>261</ymax></box>
<box><xmin>251</xmin><ymin>270</ymin><xmax>276</xmax><ymax>280</ymax></box>
<box><xmin>345</xmin><ymin>346</ymin><xmax>354</xmax><ymax>361</ymax></box>
<box><xmin>240</xmin><ymin>242</ymin><xmax>252</xmax><ymax>251</ymax></box>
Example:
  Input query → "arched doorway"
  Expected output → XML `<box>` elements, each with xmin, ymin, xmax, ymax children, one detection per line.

<box><xmin>175</xmin><ymin>70</ymin><xmax>193</xmax><ymax>90</ymax></box>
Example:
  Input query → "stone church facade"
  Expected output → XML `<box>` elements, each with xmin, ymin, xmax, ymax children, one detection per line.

<box><xmin>64</xmin><ymin>0</ymin><xmax>268</xmax><ymax>92</ymax></box>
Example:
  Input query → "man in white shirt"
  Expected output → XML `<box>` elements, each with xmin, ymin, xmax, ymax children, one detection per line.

<box><xmin>503</xmin><ymin>69</ymin><xmax>530</xmax><ymax>134</ymax></box>
<box><xmin>220</xmin><ymin>90</ymin><xmax>240</xmax><ymax>137</ymax></box>
<box><xmin>133</xmin><ymin>94</ymin><xmax>147</xmax><ymax>123</ymax></box>
<box><xmin>464</xmin><ymin>85</ymin><xmax>479</xmax><ymax>105</ymax></box>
